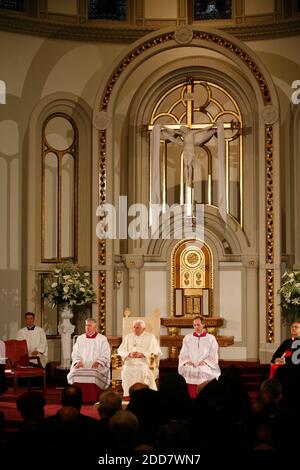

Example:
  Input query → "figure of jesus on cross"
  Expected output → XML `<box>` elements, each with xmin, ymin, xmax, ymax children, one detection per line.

<box><xmin>150</xmin><ymin>121</ymin><xmax>226</xmax><ymax>222</ymax></box>
<box><xmin>161</xmin><ymin>125</ymin><xmax>217</xmax><ymax>187</ymax></box>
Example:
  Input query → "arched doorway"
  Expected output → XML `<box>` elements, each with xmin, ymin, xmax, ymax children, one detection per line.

<box><xmin>94</xmin><ymin>25</ymin><xmax>280</xmax><ymax>361</ymax></box>
<box><xmin>171</xmin><ymin>239</ymin><xmax>213</xmax><ymax>317</ymax></box>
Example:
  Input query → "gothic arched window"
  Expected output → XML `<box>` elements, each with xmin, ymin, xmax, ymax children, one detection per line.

<box><xmin>41</xmin><ymin>113</ymin><xmax>78</xmax><ymax>262</ymax></box>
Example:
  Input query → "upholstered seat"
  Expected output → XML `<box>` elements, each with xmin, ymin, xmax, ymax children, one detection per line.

<box><xmin>4</xmin><ymin>339</ymin><xmax>46</xmax><ymax>394</ymax></box>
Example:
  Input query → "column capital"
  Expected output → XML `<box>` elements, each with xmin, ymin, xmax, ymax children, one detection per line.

<box><xmin>241</xmin><ymin>256</ymin><xmax>259</xmax><ymax>268</ymax></box>
<box><xmin>123</xmin><ymin>254</ymin><xmax>144</xmax><ymax>270</ymax></box>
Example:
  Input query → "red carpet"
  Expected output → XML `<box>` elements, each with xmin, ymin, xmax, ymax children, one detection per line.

<box><xmin>0</xmin><ymin>386</ymin><xmax>99</xmax><ymax>431</ymax></box>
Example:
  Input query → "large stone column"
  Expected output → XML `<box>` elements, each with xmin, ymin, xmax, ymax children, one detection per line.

<box><xmin>123</xmin><ymin>255</ymin><xmax>144</xmax><ymax>315</ymax></box>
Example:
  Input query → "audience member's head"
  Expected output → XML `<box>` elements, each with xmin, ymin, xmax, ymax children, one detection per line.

<box><xmin>129</xmin><ymin>382</ymin><xmax>150</xmax><ymax>397</ymax></box>
<box><xmin>251</xmin><ymin>389</ymin><xmax>279</xmax><ymax>419</ymax></box>
<box><xmin>159</xmin><ymin>372</ymin><xmax>190</xmax><ymax>401</ymax></box>
<box><xmin>157</xmin><ymin>421</ymin><xmax>190</xmax><ymax>451</ymax></box>
<box><xmin>98</xmin><ymin>390</ymin><xmax>122</xmax><ymax>419</ymax></box>
<box><xmin>218</xmin><ymin>365</ymin><xmax>252</xmax><ymax>420</ymax></box>
<box><xmin>109</xmin><ymin>409</ymin><xmax>139</xmax><ymax>450</ymax></box>
<box><xmin>16</xmin><ymin>391</ymin><xmax>46</xmax><ymax>422</ymax></box>
<box><xmin>260</xmin><ymin>378</ymin><xmax>282</xmax><ymax>402</ymax></box>
<box><xmin>158</xmin><ymin>373</ymin><xmax>191</xmax><ymax>423</ymax></box>
<box><xmin>56</xmin><ymin>406</ymin><xmax>80</xmax><ymax>424</ymax></box>
<box><xmin>61</xmin><ymin>384</ymin><xmax>82</xmax><ymax>410</ymax></box>
<box><xmin>193</xmin><ymin>378</ymin><xmax>224</xmax><ymax>420</ymax></box>
<box><xmin>127</xmin><ymin>387</ymin><xmax>160</xmax><ymax>446</ymax></box>
<box><xmin>274</xmin><ymin>362</ymin><xmax>300</xmax><ymax>406</ymax></box>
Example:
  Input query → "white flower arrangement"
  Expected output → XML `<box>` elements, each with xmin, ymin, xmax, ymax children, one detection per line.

<box><xmin>46</xmin><ymin>264</ymin><xmax>96</xmax><ymax>309</ymax></box>
<box><xmin>278</xmin><ymin>270</ymin><xmax>300</xmax><ymax>322</ymax></box>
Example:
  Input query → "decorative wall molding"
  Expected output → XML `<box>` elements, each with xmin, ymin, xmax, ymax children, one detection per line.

<box><xmin>261</xmin><ymin>105</ymin><xmax>279</xmax><ymax>125</ymax></box>
<box><xmin>174</xmin><ymin>25</ymin><xmax>193</xmax><ymax>44</ymax></box>
<box><xmin>0</xmin><ymin>13</ymin><xmax>299</xmax><ymax>43</ymax></box>
<box><xmin>93</xmin><ymin>111</ymin><xmax>111</xmax><ymax>130</ymax></box>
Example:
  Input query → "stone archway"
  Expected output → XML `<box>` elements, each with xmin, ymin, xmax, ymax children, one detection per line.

<box><xmin>94</xmin><ymin>25</ymin><xmax>280</xmax><ymax>360</ymax></box>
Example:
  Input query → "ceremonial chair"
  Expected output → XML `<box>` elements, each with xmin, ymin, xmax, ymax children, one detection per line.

<box><xmin>111</xmin><ymin>308</ymin><xmax>161</xmax><ymax>388</ymax></box>
<box><xmin>4</xmin><ymin>339</ymin><xmax>46</xmax><ymax>394</ymax></box>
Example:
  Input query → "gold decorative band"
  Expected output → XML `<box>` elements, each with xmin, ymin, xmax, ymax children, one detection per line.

<box><xmin>265</xmin><ymin>125</ymin><xmax>275</xmax><ymax>342</ymax></box>
<box><xmin>98</xmin><ymin>270</ymin><xmax>106</xmax><ymax>335</ymax></box>
<box><xmin>97</xmin><ymin>130</ymin><xmax>106</xmax><ymax>329</ymax></box>
<box><xmin>266</xmin><ymin>269</ymin><xmax>275</xmax><ymax>342</ymax></box>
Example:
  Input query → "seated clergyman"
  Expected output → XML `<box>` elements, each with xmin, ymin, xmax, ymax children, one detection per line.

<box><xmin>178</xmin><ymin>315</ymin><xmax>221</xmax><ymax>399</ymax></box>
<box><xmin>117</xmin><ymin>320</ymin><xmax>161</xmax><ymax>398</ymax></box>
<box><xmin>67</xmin><ymin>318</ymin><xmax>111</xmax><ymax>397</ymax></box>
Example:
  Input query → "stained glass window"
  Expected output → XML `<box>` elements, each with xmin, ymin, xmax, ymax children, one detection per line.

<box><xmin>88</xmin><ymin>0</ymin><xmax>126</xmax><ymax>21</ymax></box>
<box><xmin>194</xmin><ymin>0</ymin><xmax>231</xmax><ymax>21</ymax></box>
<box><xmin>0</xmin><ymin>0</ymin><xmax>24</xmax><ymax>11</ymax></box>
<box><xmin>42</xmin><ymin>114</ymin><xmax>78</xmax><ymax>262</ymax></box>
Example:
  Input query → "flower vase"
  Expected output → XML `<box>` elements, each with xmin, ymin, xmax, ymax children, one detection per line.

<box><xmin>57</xmin><ymin>304</ymin><xmax>75</xmax><ymax>369</ymax></box>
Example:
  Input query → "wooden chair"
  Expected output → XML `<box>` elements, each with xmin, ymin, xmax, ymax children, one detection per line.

<box><xmin>111</xmin><ymin>308</ymin><xmax>161</xmax><ymax>386</ymax></box>
<box><xmin>4</xmin><ymin>339</ymin><xmax>46</xmax><ymax>394</ymax></box>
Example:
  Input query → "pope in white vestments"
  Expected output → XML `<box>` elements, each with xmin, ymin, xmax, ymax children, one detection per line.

<box><xmin>178</xmin><ymin>315</ymin><xmax>220</xmax><ymax>397</ymax></box>
<box><xmin>16</xmin><ymin>312</ymin><xmax>48</xmax><ymax>367</ymax></box>
<box><xmin>67</xmin><ymin>318</ymin><xmax>111</xmax><ymax>391</ymax></box>
<box><xmin>118</xmin><ymin>320</ymin><xmax>161</xmax><ymax>397</ymax></box>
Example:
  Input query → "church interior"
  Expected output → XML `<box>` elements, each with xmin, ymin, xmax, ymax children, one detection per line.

<box><xmin>0</xmin><ymin>0</ymin><xmax>300</xmax><ymax>459</ymax></box>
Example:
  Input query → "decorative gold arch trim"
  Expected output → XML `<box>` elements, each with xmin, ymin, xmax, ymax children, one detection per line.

<box><xmin>97</xmin><ymin>29</ymin><xmax>275</xmax><ymax>342</ymax></box>
<box><xmin>97</xmin><ymin>130</ymin><xmax>106</xmax><ymax>334</ymax></box>
<box><xmin>265</xmin><ymin>125</ymin><xmax>275</xmax><ymax>342</ymax></box>
<box><xmin>99</xmin><ymin>32</ymin><xmax>174</xmax><ymax>111</ymax></box>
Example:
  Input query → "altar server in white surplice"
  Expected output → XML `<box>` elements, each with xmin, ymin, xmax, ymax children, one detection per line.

<box><xmin>118</xmin><ymin>320</ymin><xmax>161</xmax><ymax>398</ymax></box>
<box><xmin>16</xmin><ymin>312</ymin><xmax>48</xmax><ymax>367</ymax></box>
<box><xmin>67</xmin><ymin>318</ymin><xmax>111</xmax><ymax>391</ymax></box>
<box><xmin>178</xmin><ymin>315</ymin><xmax>220</xmax><ymax>398</ymax></box>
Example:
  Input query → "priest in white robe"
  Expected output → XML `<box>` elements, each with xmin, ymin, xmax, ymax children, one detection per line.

<box><xmin>178</xmin><ymin>315</ymin><xmax>220</xmax><ymax>398</ymax></box>
<box><xmin>67</xmin><ymin>318</ymin><xmax>111</xmax><ymax>401</ymax></box>
<box><xmin>118</xmin><ymin>320</ymin><xmax>161</xmax><ymax>398</ymax></box>
<box><xmin>16</xmin><ymin>312</ymin><xmax>48</xmax><ymax>367</ymax></box>
<box><xmin>0</xmin><ymin>339</ymin><xmax>6</xmax><ymax>394</ymax></box>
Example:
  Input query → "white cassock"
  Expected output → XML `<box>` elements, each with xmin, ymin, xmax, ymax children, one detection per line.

<box><xmin>16</xmin><ymin>326</ymin><xmax>48</xmax><ymax>368</ymax></box>
<box><xmin>178</xmin><ymin>333</ymin><xmax>220</xmax><ymax>385</ymax></box>
<box><xmin>118</xmin><ymin>331</ymin><xmax>161</xmax><ymax>396</ymax></box>
<box><xmin>0</xmin><ymin>340</ymin><xmax>5</xmax><ymax>364</ymax></box>
<box><xmin>67</xmin><ymin>333</ymin><xmax>111</xmax><ymax>391</ymax></box>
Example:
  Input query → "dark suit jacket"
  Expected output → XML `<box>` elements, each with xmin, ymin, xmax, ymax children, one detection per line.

<box><xmin>271</xmin><ymin>336</ymin><xmax>300</xmax><ymax>363</ymax></box>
